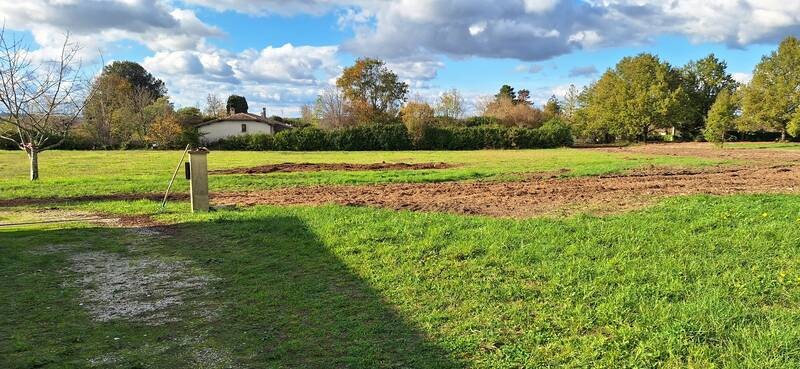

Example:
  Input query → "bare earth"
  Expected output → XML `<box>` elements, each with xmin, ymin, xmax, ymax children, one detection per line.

<box><xmin>211</xmin><ymin>144</ymin><xmax>800</xmax><ymax>217</ymax></box>
<box><xmin>3</xmin><ymin>143</ymin><xmax>798</xmax><ymax>218</ymax></box>
<box><xmin>211</xmin><ymin>161</ymin><xmax>454</xmax><ymax>174</ymax></box>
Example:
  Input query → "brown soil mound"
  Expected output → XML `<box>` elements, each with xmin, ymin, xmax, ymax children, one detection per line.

<box><xmin>212</xmin><ymin>162</ymin><xmax>455</xmax><ymax>174</ymax></box>
<box><xmin>211</xmin><ymin>164</ymin><xmax>800</xmax><ymax>218</ymax></box>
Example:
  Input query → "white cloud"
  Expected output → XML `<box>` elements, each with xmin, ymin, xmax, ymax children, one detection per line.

<box><xmin>8</xmin><ymin>0</ymin><xmax>800</xmax><ymax>116</ymax></box>
<box><xmin>0</xmin><ymin>0</ymin><xmax>222</xmax><ymax>61</ymax></box>
<box><xmin>568</xmin><ymin>65</ymin><xmax>598</xmax><ymax>77</ymax></box>
<box><xmin>568</xmin><ymin>30</ymin><xmax>603</xmax><ymax>48</ymax></box>
<box><xmin>515</xmin><ymin>64</ymin><xmax>544</xmax><ymax>73</ymax></box>
<box><xmin>387</xmin><ymin>59</ymin><xmax>445</xmax><ymax>81</ymax></box>
<box><xmin>235</xmin><ymin>44</ymin><xmax>339</xmax><ymax>84</ymax></box>
<box><xmin>143</xmin><ymin>44</ymin><xmax>341</xmax><ymax>113</ymax></box>
<box><xmin>181</xmin><ymin>0</ymin><xmax>343</xmax><ymax>15</ymax></box>
<box><xmin>523</xmin><ymin>0</ymin><xmax>561</xmax><ymax>14</ymax></box>
<box><xmin>732</xmin><ymin>72</ymin><xmax>753</xmax><ymax>84</ymax></box>
<box><xmin>469</xmin><ymin>21</ymin><xmax>487</xmax><ymax>36</ymax></box>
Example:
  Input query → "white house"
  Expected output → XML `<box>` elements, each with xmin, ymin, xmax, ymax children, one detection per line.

<box><xmin>197</xmin><ymin>108</ymin><xmax>293</xmax><ymax>143</ymax></box>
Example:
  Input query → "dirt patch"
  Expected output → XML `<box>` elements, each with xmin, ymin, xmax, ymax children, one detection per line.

<box><xmin>211</xmin><ymin>161</ymin><xmax>455</xmax><ymax>174</ymax></box>
<box><xmin>211</xmin><ymin>164</ymin><xmax>800</xmax><ymax>218</ymax></box>
<box><xmin>67</xmin><ymin>251</ymin><xmax>217</xmax><ymax>325</ymax></box>
<box><xmin>594</xmin><ymin>142</ymin><xmax>800</xmax><ymax>164</ymax></box>
<box><xmin>0</xmin><ymin>193</ymin><xmax>187</xmax><ymax>208</ymax></box>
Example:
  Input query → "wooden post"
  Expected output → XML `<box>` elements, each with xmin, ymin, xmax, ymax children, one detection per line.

<box><xmin>188</xmin><ymin>148</ymin><xmax>210</xmax><ymax>212</ymax></box>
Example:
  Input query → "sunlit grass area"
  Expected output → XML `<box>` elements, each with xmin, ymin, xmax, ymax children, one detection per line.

<box><xmin>4</xmin><ymin>195</ymin><xmax>800</xmax><ymax>368</ymax></box>
<box><xmin>0</xmin><ymin>149</ymin><xmax>720</xmax><ymax>200</ymax></box>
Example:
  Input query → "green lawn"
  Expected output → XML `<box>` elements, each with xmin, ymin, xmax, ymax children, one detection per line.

<box><xmin>0</xmin><ymin>149</ymin><xmax>720</xmax><ymax>200</ymax></box>
<box><xmin>3</xmin><ymin>196</ymin><xmax>800</xmax><ymax>368</ymax></box>
<box><xmin>3</xmin><ymin>147</ymin><xmax>800</xmax><ymax>368</ymax></box>
<box><xmin>726</xmin><ymin>142</ymin><xmax>800</xmax><ymax>150</ymax></box>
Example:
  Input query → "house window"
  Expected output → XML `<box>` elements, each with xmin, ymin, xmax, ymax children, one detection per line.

<box><xmin>241</xmin><ymin>124</ymin><xmax>247</xmax><ymax>133</ymax></box>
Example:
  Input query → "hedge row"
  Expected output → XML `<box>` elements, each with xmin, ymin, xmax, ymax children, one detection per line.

<box><xmin>209</xmin><ymin>121</ymin><xmax>573</xmax><ymax>151</ymax></box>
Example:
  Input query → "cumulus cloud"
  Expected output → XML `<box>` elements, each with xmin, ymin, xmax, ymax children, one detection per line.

<box><xmin>8</xmin><ymin>0</ymin><xmax>800</xmax><ymax>115</ymax></box>
<box><xmin>142</xmin><ymin>44</ymin><xmax>340</xmax><ymax>113</ymax></box>
<box><xmin>516</xmin><ymin>64</ymin><xmax>544</xmax><ymax>73</ymax></box>
<box><xmin>235</xmin><ymin>44</ymin><xmax>339</xmax><ymax>84</ymax></box>
<box><xmin>568</xmin><ymin>65</ymin><xmax>598</xmax><ymax>77</ymax></box>
<box><xmin>0</xmin><ymin>0</ymin><xmax>222</xmax><ymax>61</ymax></box>
<box><xmin>181</xmin><ymin>0</ymin><xmax>344</xmax><ymax>15</ymax></box>
<box><xmin>732</xmin><ymin>72</ymin><xmax>753</xmax><ymax>84</ymax></box>
<box><xmin>387</xmin><ymin>59</ymin><xmax>445</xmax><ymax>81</ymax></box>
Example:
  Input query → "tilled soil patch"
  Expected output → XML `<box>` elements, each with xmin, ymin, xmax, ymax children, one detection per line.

<box><xmin>594</xmin><ymin>142</ymin><xmax>800</xmax><ymax>164</ymax></box>
<box><xmin>0</xmin><ymin>193</ymin><xmax>188</xmax><ymax>208</ymax></box>
<box><xmin>211</xmin><ymin>165</ymin><xmax>800</xmax><ymax>218</ymax></box>
<box><xmin>211</xmin><ymin>161</ymin><xmax>455</xmax><ymax>174</ymax></box>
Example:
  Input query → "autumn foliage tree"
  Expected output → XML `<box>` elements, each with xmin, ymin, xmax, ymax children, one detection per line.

<box><xmin>146</xmin><ymin>113</ymin><xmax>183</xmax><ymax>148</ymax></box>
<box><xmin>103</xmin><ymin>61</ymin><xmax>165</xmax><ymax>99</ymax></box>
<box><xmin>336</xmin><ymin>58</ymin><xmax>408</xmax><ymax>123</ymax></box>
<box><xmin>484</xmin><ymin>96</ymin><xmax>545</xmax><ymax>127</ymax></box>
<box><xmin>435</xmin><ymin>89</ymin><xmax>465</xmax><ymax>119</ymax></box>
<box><xmin>401</xmin><ymin>101</ymin><xmax>434</xmax><ymax>143</ymax></box>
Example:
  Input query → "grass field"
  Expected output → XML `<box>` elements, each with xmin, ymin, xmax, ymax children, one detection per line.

<box><xmin>0</xmin><ymin>149</ymin><xmax>719</xmax><ymax>200</ymax></box>
<box><xmin>3</xmin><ymin>145</ymin><xmax>800</xmax><ymax>368</ymax></box>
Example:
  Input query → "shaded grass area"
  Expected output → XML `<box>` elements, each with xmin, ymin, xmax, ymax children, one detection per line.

<box><xmin>0</xmin><ymin>149</ymin><xmax>719</xmax><ymax>201</ymax></box>
<box><xmin>4</xmin><ymin>194</ymin><xmax>800</xmax><ymax>367</ymax></box>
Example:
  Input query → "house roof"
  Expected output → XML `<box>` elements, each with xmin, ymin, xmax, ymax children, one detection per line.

<box><xmin>195</xmin><ymin>112</ymin><xmax>293</xmax><ymax>129</ymax></box>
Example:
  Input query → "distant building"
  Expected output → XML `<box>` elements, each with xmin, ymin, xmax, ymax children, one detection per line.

<box><xmin>196</xmin><ymin>107</ymin><xmax>292</xmax><ymax>143</ymax></box>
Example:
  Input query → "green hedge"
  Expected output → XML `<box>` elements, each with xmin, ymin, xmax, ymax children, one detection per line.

<box><xmin>210</xmin><ymin>120</ymin><xmax>572</xmax><ymax>151</ymax></box>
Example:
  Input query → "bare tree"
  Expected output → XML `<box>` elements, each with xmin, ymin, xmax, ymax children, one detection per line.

<box><xmin>300</xmin><ymin>103</ymin><xmax>315</xmax><ymax>126</ymax></box>
<box><xmin>0</xmin><ymin>29</ymin><xmax>88</xmax><ymax>180</ymax></box>
<box><xmin>473</xmin><ymin>95</ymin><xmax>494</xmax><ymax>116</ymax></box>
<box><xmin>129</xmin><ymin>85</ymin><xmax>154</xmax><ymax>139</ymax></box>
<box><xmin>435</xmin><ymin>88</ymin><xmax>465</xmax><ymax>119</ymax></box>
<box><xmin>314</xmin><ymin>87</ymin><xmax>352</xmax><ymax>130</ymax></box>
<box><xmin>204</xmin><ymin>93</ymin><xmax>225</xmax><ymax>118</ymax></box>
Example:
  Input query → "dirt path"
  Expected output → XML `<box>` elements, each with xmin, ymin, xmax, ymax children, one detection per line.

<box><xmin>211</xmin><ymin>164</ymin><xmax>800</xmax><ymax>217</ymax></box>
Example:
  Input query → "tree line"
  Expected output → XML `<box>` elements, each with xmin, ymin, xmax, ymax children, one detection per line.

<box><xmin>566</xmin><ymin>36</ymin><xmax>800</xmax><ymax>146</ymax></box>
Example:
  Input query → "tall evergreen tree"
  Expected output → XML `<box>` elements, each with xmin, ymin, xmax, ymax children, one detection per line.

<box><xmin>103</xmin><ymin>61</ymin><xmax>166</xmax><ymax>99</ymax></box>
<box><xmin>495</xmin><ymin>85</ymin><xmax>516</xmax><ymax>101</ymax></box>
<box><xmin>226</xmin><ymin>95</ymin><xmax>249</xmax><ymax>114</ymax></box>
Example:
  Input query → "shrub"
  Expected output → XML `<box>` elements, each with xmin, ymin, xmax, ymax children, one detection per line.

<box><xmin>208</xmin><ymin>121</ymin><xmax>573</xmax><ymax>151</ymax></box>
<box><xmin>462</xmin><ymin>116</ymin><xmax>503</xmax><ymax>127</ymax></box>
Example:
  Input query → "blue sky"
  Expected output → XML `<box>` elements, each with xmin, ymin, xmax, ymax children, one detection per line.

<box><xmin>1</xmin><ymin>1</ymin><xmax>796</xmax><ymax>116</ymax></box>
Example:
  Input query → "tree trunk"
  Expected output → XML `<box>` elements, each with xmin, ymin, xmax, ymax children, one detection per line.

<box><xmin>29</xmin><ymin>149</ymin><xmax>39</xmax><ymax>181</ymax></box>
<box><xmin>642</xmin><ymin>127</ymin><xmax>648</xmax><ymax>145</ymax></box>
<box><xmin>781</xmin><ymin>129</ymin><xmax>786</xmax><ymax>142</ymax></box>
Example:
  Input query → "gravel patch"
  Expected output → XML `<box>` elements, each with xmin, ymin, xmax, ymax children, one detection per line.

<box><xmin>67</xmin><ymin>251</ymin><xmax>216</xmax><ymax>325</ymax></box>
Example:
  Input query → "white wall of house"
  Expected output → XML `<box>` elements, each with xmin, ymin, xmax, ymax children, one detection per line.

<box><xmin>199</xmin><ymin>120</ymin><xmax>275</xmax><ymax>142</ymax></box>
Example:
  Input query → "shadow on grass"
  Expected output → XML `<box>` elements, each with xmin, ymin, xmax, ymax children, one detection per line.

<box><xmin>1</xmin><ymin>214</ymin><xmax>462</xmax><ymax>368</ymax></box>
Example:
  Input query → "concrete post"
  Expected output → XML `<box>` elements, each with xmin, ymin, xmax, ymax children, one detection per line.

<box><xmin>188</xmin><ymin>148</ymin><xmax>210</xmax><ymax>212</ymax></box>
